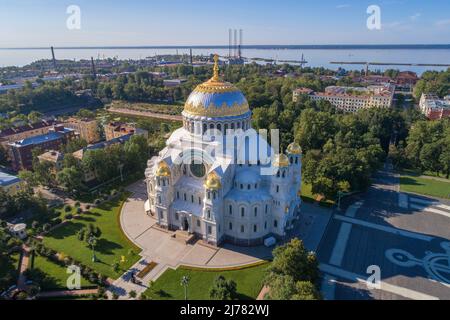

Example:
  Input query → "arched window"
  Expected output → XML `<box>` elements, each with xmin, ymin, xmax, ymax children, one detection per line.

<box><xmin>265</xmin><ymin>204</ymin><xmax>268</xmax><ymax>214</ymax></box>
<box><xmin>176</xmin><ymin>191</ymin><xmax>180</xmax><ymax>199</ymax></box>
<box><xmin>203</xmin><ymin>123</ymin><xmax>207</xmax><ymax>134</ymax></box>
<box><xmin>254</xmin><ymin>207</ymin><xmax>258</xmax><ymax>217</ymax></box>
<box><xmin>276</xmin><ymin>185</ymin><xmax>280</xmax><ymax>193</ymax></box>
<box><xmin>229</xmin><ymin>205</ymin><xmax>233</xmax><ymax>215</ymax></box>
<box><xmin>191</xmin><ymin>195</ymin><xmax>194</xmax><ymax>203</ymax></box>
<box><xmin>183</xmin><ymin>193</ymin><xmax>187</xmax><ymax>201</ymax></box>
<box><xmin>207</xmin><ymin>210</ymin><xmax>211</xmax><ymax>219</ymax></box>
<box><xmin>229</xmin><ymin>222</ymin><xmax>233</xmax><ymax>230</ymax></box>
<box><xmin>276</xmin><ymin>171</ymin><xmax>280</xmax><ymax>178</ymax></box>
<box><xmin>241</xmin><ymin>225</ymin><xmax>245</xmax><ymax>233</ymax></box>
<box><xmin>217</xmin><ymin>123</ymin><xmax>222</xmax><ymax>133</ymax></box>
<box><xmin>241</xmin><ymin>207</ymin><xmax>245</xmax><ymax>217</ymax></box>
<box><xmin>282</xmin><ymin>171</ymin><xmax>286</xmax><ymax>178</ymax></box>
<box><xmin>254</xmin><ymin>225</ymin><xmax>257</xmax><ymax>233</ymax></box>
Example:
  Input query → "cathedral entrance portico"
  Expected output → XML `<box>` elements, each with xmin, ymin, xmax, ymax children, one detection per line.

<box><xmin>178</xmin><ymin>211</ymin><xmax>193</xmax><ymax>234</ymax></box>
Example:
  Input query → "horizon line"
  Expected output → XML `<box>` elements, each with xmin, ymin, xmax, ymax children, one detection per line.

<box><xmin>1</xmin><ymin>44</ymin><xmax>450</xmax><ymax>50</ymax></box>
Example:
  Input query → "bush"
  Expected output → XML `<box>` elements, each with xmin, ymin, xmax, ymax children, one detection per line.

<box><xmin>112</xmin><ymin>292</ymin><xmax>119</xmax><ymax>300</ymax></box>
<box><xmin>64</xmin><ymin>213</ymin><xmax>73</xmax><ymax>220</ymax></box>
<box><xmin>74</xmin><ymin>201</ymin><xmax>81</xmax><ymax>208</ymax></box>
<box><xmin>85</xmin><ymin>205</ymin><xmax>91</xmax><ymax>210</ymax></box>
<box><xmin>52</xmin><ymin>218</ymin><xmax>62</xmax><ymax>226</ymax></box>
<box><xmin>94</xmin><ymin>199</ymin><xmax>102</xmax><ymax>205</ymax></box>
<box><xmin>129</xmin><ymin>290</ymin><xmax>137</xmax><ymax>299</ymax></box>
<box><xmin>76</xmin><ymin>207</ymin><xmax>83</xmax><ymax>214</ymax></box>
<box><xmin>42</xmin><ymin>223</ymin><xmax>51</xmax><ymax>232</ymax></box>
<box><xmin>64</xmin><ymin>205</ymin><xmax>72</xmax><ymax>212</ymax></box>
<box><xmin>110</xmin><ymin>189</ymin><xmax>118</xmax><ymax>196</ymax></box>
<box><xmin>31</xmin><ymin>221</ymin><xmax>39</xmax><ymax>229</ymax></box>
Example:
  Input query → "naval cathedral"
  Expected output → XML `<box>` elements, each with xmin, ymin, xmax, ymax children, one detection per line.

<box><xmin>144</xmin><ymin>55</ymin><xmax>302</xmax><ymax>246</ymax></box>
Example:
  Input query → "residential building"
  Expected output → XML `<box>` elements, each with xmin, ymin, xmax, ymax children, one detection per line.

<box><xmin>8</xmin><ymin>126</ymin><xmax>75</xmax><ymax>171</ymax></box>
<box><xmin>293</xmin><ymin>84</ymin><xmax>395</xmax><ymax>113</ymax></box>
<box><xmin>37</xmin><ymin>150</ymin><xmax>65</xmax><ymax>173</ymax></box>
<box><xmin>0</xmin><ymin>119</ymin><xmax>59</xmax><ymax>149</ymax></box>
<box><xmin>63</xmin><ymin>117</ymin><xmax>100</xmax><ymax>144</ymax></box>
<box><xmin>0</xmin><ymin>170</ymin><xmax>23</xmax><ymax>195</ymax></box>
<box><xmin>163</xmin><ymin>79</ymin><xmax>187</xmax><ymax>87</ymax></box>
<box><xmin>104</xmin><ymin>122</ymin><xmax>148</xmax><ymax>141</ymax></box>
<box><xmin>144</xmin><ymin>56</ymin><xmax>302</xmax><ymax>246</ymax></box>
<box><xmin>419</xmin><ymin>93</ymin><xmax>450</xmax><ymax>120</ymax></box>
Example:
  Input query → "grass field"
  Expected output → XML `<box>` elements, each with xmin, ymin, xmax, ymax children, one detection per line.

<box><xmin>30</xmin><ymin>254</ymin><xmax>94</xmax><ymax>290</ymax></box>
<box><xmin>42</xmin><ymin>194</ymin><xmax>140</xmax><ymax>279</ymax></box>
<box><xmin>145</xmin><ymin>263</ymin><xmax>269</xmax><ymax>300</ymax></box>
<box><xmin>400</xmin><ymin>172</ymin><xmax>450</xmax><ymax>199</ymax></box>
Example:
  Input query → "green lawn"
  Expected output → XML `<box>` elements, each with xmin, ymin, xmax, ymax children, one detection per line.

<box><xmin>145</xmin><ymin>263</ymin><xmax>269</xmax><ymax>300</ymax></box>
<box><xmin>30</xmin><ymin>254</ymin><xmax>94</xmax><ymax>290</ymax></box>
<box><xmin>400</xmin><ymin>173</ymin><xmax>450</xmax><ymax>199</ymax></box>
<box><xmin>42</xmin><ymin>194</ymin><xmax>140</xmax><ymax>279</ymax></box>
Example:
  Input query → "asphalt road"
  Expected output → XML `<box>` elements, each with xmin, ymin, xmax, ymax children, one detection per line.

<box><xmin>317</xmin><ymin>165</ymin><xmax>450</xmax><ymax>300</ymax></box>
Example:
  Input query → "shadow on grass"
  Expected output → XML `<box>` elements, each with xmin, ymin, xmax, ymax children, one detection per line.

<box><xmin>46</xmin><ymin>222</ymin><xmax>85</xmax><ymax>240</ymax></box>
<box><xmin>400</xmin><ymin>177</ymin><xmax>424</xmax><ymax>187</ymax></box>
<box><xmin>95</xmin><ymin>238</ymin><xmax>123</xmax><ymax>255</ymax></box>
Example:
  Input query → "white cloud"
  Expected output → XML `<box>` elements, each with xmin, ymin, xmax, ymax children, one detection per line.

<box><xmin>435</xmin><ymin>19</ymin><xmax>450</xmax><ymax>27</ymax></box>
<box><xmin>410</xmin><ymin>13</ymin><xmax>421</xmax><ymax>21</ymax></box>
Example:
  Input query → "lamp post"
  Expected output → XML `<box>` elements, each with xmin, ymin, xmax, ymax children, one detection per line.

<box><xmin>181</xmin><ymin>275</ymin><xmax>190</xmax><ymax>300</ymax></box>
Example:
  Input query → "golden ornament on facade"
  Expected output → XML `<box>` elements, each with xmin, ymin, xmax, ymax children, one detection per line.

<box><xmin>184</xmin><ymin>101</ymin><xmax>249</xmax><ymax>117</ymax></box>
<box><xmin>204</xmin><ymin>171</ymin><xmax>222</xmax><ymax>190</ymax></box>
<box><xmin>273</xmin><ymin>154</ymin><xmax>290</xmax><ymax>167</ymax></box>
<box><xmin>156</xmin><ymin>161</ymin><xmax>171</xmax><ymax>177</ymax></box>
<box><xmin>287</xmin><ymin>142</ymin><xmax>302</xmax><ymax>155</ymax></box>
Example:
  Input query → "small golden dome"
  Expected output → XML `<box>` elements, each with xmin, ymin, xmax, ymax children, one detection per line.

<box><xmin>287</xmin><ymin>142</ymin><xmax>302</xmax><ymax>155</ymax></box>
<box><xmin>204</xmin><ymin>171</ymin><xmax>222</xmax><ymax>190</ymax></box>
<box><xmin>156</xmin><ymin>161</ymin><xmax>171</xmax><ymax>177</ymax></box>
<box><xmin>273</xmin><ymin>154</ymin><xmax>289</xmax><ymax>167</ymax></box>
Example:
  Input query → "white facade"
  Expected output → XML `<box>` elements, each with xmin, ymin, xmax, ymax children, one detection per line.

<box><xmin>144</xmin><ymin>57</ymin><xmax>302</xmax><ymax>246</ymax></box>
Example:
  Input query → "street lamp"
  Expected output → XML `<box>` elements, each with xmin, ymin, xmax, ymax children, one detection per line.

<box><xmin>88</xmin><ymin>236</ymin><xmax>97</xmax><ymax>262</ymax></box>
<box><xmin>181</xmin><ymin>275</ymin><xmax>190</xmax><ymax>300</ymax></box>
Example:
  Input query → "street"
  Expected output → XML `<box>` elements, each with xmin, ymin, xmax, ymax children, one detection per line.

<box><xmin>317</xmin><ymin>166</ymin><xmax>450</xmax><ymax>300</ymax></box>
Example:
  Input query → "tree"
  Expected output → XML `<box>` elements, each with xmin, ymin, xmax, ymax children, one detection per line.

<box><xmin>265</xmin><ymin>238</ymin><xmax>319</xmax><ymax>285</ymax></box>
<box><xmin>209</xmin><ymin>276</ymin><xmax>237</xmax><ymax>300</ymax></box>
<box><xmin>57</xmin><ymin>167</ymin><xmax>84</xmax><ymax>194</ymax></box>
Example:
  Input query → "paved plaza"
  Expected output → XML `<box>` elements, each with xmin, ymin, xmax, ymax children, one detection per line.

<box><xmin>318</xmin><ymin>166</ymin><xmax>450</xmax><ymax>300</ymax></box>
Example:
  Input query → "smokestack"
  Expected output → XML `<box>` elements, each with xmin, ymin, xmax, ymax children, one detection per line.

<box><xmin>190</xmin><ymin>48</ymin><xmax>193</xmax><ymax>65</ymax></box>
<box><xmin>91</xmin><ymin>57</ymin><xmax>97</xmax><ymax>79</ymax></box>
<box><xmin>238</xmin><ymin>29</ymin><xmax>243</xmax><ymax>59</ymax></box>
<box><xmin>233</xmin><ymin>29</ymin><xmax>237</xmax><ymax>58</ymax></box>
<box><xmin>51</xmin><ymin>46</ymin><xmax>57</xmax><ymax>70</ymax></box>
<box><xmin>228</xmin><ymin>29</ymin><xmax>232</xmax><ymax>58</ymax></box>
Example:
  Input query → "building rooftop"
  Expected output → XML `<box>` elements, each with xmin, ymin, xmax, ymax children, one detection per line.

<box><xmin>8</xmin><ymin>127</ymin><xmax>74</xmax><ymax>148</ymax></box>
<box><xmin>0</xmin><ymin>170</ymin><xmax>21</xmax><ymax>187</ymax></box>
<box><xmin>0</xmin><ymin>119</ymin><xmax>58</xmax><ymax>138</ymax></box>
<box><xmin>73</xmin><ymin>134</ymin><xmax>132</xmax><ymax>159</ymax></box>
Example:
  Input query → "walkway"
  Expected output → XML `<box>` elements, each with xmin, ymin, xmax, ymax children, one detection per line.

<box><xmin>17</xmin><ymin>245</ymin><xmax>30</xmax><ymax>290</ymax></box>
<box><xmin>37</xmin><ymin>288</ymin><xmax>98</xmax><ymax>298</ymax></box>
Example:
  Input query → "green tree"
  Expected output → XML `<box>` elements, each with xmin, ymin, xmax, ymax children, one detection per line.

<box><xmin>209</xmin><ymin>276</ymin><xmax>237</xmax><ymax>300</ymax></box>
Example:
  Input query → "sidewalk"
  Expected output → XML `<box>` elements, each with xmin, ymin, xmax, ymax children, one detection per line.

<box><xmin>17</xmin><ymin>245</ymin><xmax>30</xmax><ymax>290</ymax></box>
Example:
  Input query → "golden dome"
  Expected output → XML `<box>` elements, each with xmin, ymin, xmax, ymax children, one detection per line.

<box><xmin>156</xmin><ymin>161</ymin><xmax>171</xmax><ymax>177</ymax></box>
<box><xmin>204</xmin><ymin>171</ymin><xmax>222</xmax><ymax>190</ymax></box>
<box><xmin>183</xmin><ymin>54</ymin><xmax>250</xmax><ymax>118</ymax></box>
<box><xmin>273</xmin><ymin>154</ymin><xmax>289</xmax><ymax>167</ymax></box>
<box><xmin>287</xmin><ymin>142</ymin><xmax>302</xmax><ymax>155</ymax></box>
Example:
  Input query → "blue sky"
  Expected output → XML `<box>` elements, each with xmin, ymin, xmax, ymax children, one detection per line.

<box><xmin>0</xmin><ymin>0</ymin><xmax>449</xmax><ymax>47</ymax></box>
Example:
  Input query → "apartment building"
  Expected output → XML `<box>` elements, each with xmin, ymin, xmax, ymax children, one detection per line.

<box><xmin>63</xmin><ymin>117</ymin><xmax>100</xmax><ymax>144</ymax></box>
<box><xmin>293</xmin><ymin>84</ymin><xmax>395</xmax><ymax>113</ymax></box>
<box><xmin>419</xmin><ymin>94</ymin><xmax>450</xmax><ymax>120</ymax></box>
